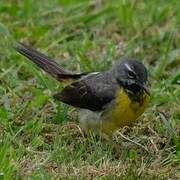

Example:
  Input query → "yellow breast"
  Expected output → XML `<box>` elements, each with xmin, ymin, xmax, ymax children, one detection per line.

<box><xmin>101</xmin><ymin>88</ymin><xmax>150</xmax><ymax>135</ymax></box>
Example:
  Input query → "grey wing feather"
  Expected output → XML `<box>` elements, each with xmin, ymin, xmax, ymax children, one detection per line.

<box><xmin>54</xmin><ymin>72</ymin><xmax>117</xmax><ymax>111</ymax></box>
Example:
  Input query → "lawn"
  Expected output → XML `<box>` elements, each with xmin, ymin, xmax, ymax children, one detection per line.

<box><xmin>0</xmin><ymin>0</ymin><xmax>179</xmax><ymax>179</ymax></box>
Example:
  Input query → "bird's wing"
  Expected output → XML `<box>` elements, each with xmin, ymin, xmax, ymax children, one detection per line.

<box><xmin>54</xmin><ymin>72</ymin><xmax>117</xmax><ymax>111</ymax></box>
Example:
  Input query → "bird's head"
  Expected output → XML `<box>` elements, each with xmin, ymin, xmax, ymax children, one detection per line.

<box><xmin>112</xmin><ymin>58</ymin><xmax>150</xmax><ymax>99</ymax></box>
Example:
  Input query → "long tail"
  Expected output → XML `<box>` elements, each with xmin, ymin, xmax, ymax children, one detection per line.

<box><xmin>15</xmin><ymin>42</ymin><xmax>88</xmax><ymax>81</ymax></box>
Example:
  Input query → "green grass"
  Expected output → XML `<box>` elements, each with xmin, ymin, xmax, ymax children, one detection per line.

<box><xmin>0</xmin><ymin>0</ymin><xmax>179</xmax><ymax>179</ymax></box>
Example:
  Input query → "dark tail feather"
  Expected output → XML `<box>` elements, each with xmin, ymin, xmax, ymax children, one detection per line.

<box><xmin>15</xmin><ymin>42</ymin><xmax>74</xmax><ymax>80</ymax></box>
<box><xmin>57</xmin><ymin>72</ymin><xmax>90</xmax><ymax>79</ymax></box>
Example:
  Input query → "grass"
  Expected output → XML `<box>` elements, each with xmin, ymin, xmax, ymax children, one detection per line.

<box><xmin>0</xmin><ymin>0</ymin><xmax>179</xmax><ymax>179</ymax></box>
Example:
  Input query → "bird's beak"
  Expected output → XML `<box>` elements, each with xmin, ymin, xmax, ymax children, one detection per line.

<box><xmin>142</xmin><ymin>83</ymin><xmax>150</xmax><ymax>95</ymax></box>
<box><xmin>136</xmin><ymin>82</ymin><xmax>150</xmax><ymax>95</ymax></box>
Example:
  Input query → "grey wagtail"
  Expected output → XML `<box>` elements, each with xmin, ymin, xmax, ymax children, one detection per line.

<box><xmin>15</xmin><ymin>42</ymin><xmax>150</xmax><ymax>135</ymax></box>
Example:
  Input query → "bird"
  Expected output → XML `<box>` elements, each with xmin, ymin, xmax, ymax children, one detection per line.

<box><xmin>15</xmin><ymin>42</ymin><xmax>150</xmax><ymax>136</ymax></box>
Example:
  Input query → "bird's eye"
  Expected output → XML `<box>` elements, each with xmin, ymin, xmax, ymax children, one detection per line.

<box><xmin>128</xmin><ymin>70</ymin><xmax>136</xmax><ymax>78</ymax></box>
